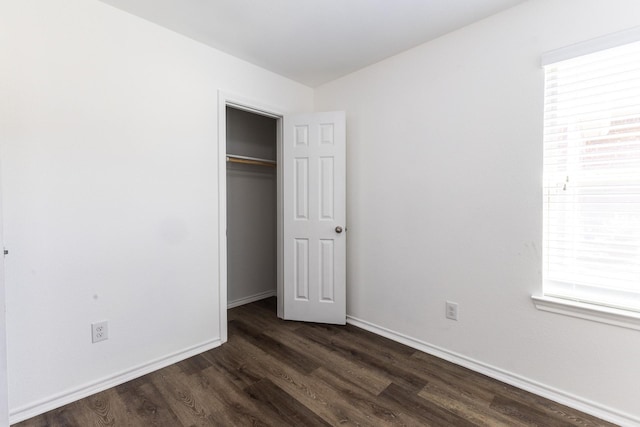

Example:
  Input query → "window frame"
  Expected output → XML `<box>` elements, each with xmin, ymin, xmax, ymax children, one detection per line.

<box><xmin>533</xmin><ymin>27</ymin><xmax>640</xmax><ymax>328</ymax></box>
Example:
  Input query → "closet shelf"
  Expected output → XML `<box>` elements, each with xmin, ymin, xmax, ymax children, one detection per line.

<box><xmin>226</xmin><ymin>154</ymin><xmax>276</xmax><ymax>168</ymax></box>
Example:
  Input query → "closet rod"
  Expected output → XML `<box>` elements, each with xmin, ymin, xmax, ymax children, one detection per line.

<box><xmin>226</xmin><ymin>154</ymin><xmax>276</xmax><ymax>168</ymax></box>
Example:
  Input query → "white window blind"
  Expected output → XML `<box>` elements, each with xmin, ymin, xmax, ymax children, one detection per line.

<box><xmin>543</xmin><ymin>36</ymin><xmax>640</xmax><ymax>312</ymax></box>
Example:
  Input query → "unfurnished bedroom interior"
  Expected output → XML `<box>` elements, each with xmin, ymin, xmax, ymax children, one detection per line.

<box><xmin>2</xmin><ymin>1</ymin><xmax>640</xmax><ymax>426</ymax></box>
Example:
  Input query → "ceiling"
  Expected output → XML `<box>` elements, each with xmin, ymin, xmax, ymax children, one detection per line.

<box><xmin>99</xmin><ymin>0</ymin><xmax>526</xmax><ymax>87</ymax></box>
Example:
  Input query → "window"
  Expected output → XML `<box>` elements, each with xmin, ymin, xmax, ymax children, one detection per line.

<box><xmin>541</xmin><ymin>30</ymin><xmax>640</xmax><ymax>317</ymax></box>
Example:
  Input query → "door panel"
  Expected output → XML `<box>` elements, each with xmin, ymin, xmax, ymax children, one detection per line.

<box><xmin>283</xmin><ymin>111</ymin><xmax>346</xmax><ymax>324</ymax></box>
<box><xmin>294</xmin><ymin>158</ymin><xmax>309</xmax><ymax>219</ymax></box>
<box><xmin>294</xmin><ymin>238</ymin><xmax>309</xmax><ymax>300</ymax></box>
<box><xmin>319</xmin><ymin>239</ymin><xmax>335</xmax><ymax>301</ymax></box>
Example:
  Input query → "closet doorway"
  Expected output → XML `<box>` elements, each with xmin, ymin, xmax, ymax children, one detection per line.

<box><xmin>225</xmin><ymin>106</ymin><xmax>279</xmax><ymax>312</ymax></box>
<box><xmin>218</xmin><ymin>92</ymin><xmax>347</xmax><ymax>343</ymax></box>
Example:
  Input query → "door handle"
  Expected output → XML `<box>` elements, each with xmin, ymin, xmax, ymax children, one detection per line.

<box><xmin>335</xmin><ymin>226</ymin><xmax>343</xmax><ymax>234</ymax></box>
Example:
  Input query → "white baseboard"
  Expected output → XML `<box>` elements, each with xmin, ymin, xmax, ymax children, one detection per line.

<box><xmin>9</xmin><ymin>338</ymin><xmax>221</xmax><ymax>425</ymax></box>
<box><xmin>228</xmin><ymin>290</ymin><xmax>276</xmax><ymax>309</ymax></box>
<box><xmin>346</xmin><ymin>315</ymin><xmax>639</xmax><ymax>427</ymax></box>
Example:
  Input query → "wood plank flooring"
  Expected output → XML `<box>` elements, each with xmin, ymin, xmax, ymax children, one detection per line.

<box><xmin>14</xmin><ymin>298</ymin><xmax>617</xmax><ymax>426</ymax></box>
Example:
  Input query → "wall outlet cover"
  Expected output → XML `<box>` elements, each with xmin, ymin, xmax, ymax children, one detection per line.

<box><xmin>92</xmin><ymin>321</ymin><xmax>108</xmax><ymax>343</ymax></box>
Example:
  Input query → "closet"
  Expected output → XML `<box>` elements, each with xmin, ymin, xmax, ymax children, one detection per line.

<box><xmin>226</xmin><ymin>106</ymin><xmax>278</xmax><ymax>309</ymax></box>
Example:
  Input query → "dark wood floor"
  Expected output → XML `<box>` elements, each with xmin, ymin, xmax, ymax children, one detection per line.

<box><xmin>15</xmin><ymin>297</ymin><xmax>616</xmax><ymax>426</ymax></box>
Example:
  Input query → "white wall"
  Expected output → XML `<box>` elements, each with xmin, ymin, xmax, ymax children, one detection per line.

<box><xmin>0</xmin><ymin>0</ymin><xmax>312</xmax><ymax>422</ymax></box>
<box><xmin>315</xmin><ymin>0</ymin><xmax>640</xmax><ymax>424</ymax></box>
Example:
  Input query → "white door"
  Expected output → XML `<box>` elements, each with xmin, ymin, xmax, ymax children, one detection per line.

<box><xmin>282</xmin><ymin>111</ymin><xmax>346</xmax><ymax>324</ymax></box>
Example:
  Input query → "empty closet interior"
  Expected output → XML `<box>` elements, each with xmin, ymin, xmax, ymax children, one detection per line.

<box><xmin>226</xmin><ymin>106</ymin><xmax>278</xmax><ymax>309</ymax></box>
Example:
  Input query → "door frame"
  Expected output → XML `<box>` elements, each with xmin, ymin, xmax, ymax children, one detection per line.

<box><xmin>0</xmin><ymin>167</ymin><xmax>8</xmax><ymax>427</ymax></box>
<box><xmin>217</xmin><ymin>91</ymin><xmax>285</xmax><ymax>343</ymax></box>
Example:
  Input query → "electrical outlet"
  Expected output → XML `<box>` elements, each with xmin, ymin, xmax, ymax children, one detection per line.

<box><xmin>445</xmin><ymin>301</ymin><xmax>458</xmax><ymax>321</ymax></box>
<box><xmin>92</xmin><ymin>321</ymin><xmax>108</xmax><ymax>343</ymax></box>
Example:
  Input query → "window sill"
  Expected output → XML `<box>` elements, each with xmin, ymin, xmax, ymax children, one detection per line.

<box><xmin>532</xmin><ymin>295</ymin><xmax>640</xmax><ymax>331</ymax></box>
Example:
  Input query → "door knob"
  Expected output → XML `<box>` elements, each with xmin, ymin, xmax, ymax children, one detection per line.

<box><xmin>335</xmin><ymin>226</ymin><xmax>343</xmax><ymax>234</ymax></box>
